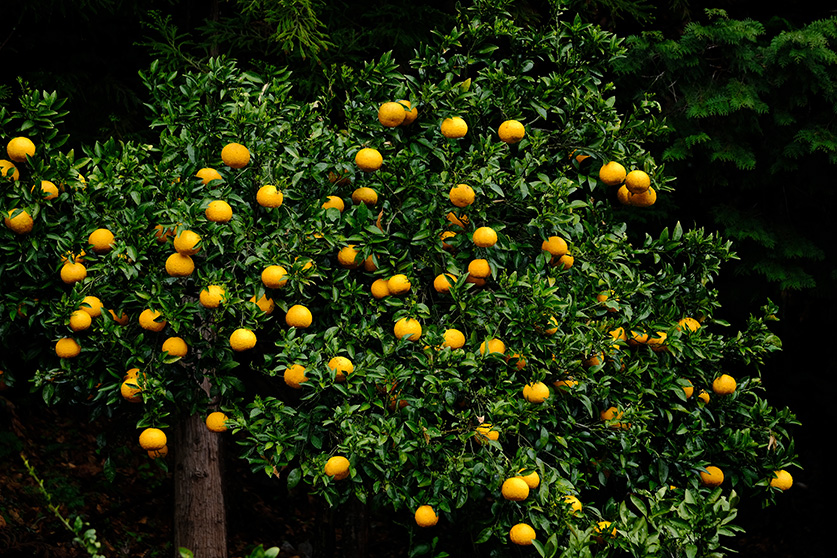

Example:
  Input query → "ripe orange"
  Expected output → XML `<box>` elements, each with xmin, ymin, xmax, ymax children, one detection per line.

<box><xmin>55</xmin><ymin>337</ymin><xmax>81</xmax><ymax>358</ymax></box>
<box><xmin>60</xmin><ymin>262</ymin><xmax>87</xmax><ymax>284</ymax></box>
<box><xmin>172</xmin><ymin>230</ymin><xmax>201</xmax><ymax>256</ymax></box>
<box><xmin>321</xmin><ymin>195</ymin><xmax>345</xmax><ymax>212</ymax></box>
<box><xmin>88</xmin><ymin>228</ymin><xmax>115</xmax><ymax>253</ymax></box>
<box><xmin>519</xmin><ymin>469</ymin><xmax>540</xmax><ymax>489</ymax></box>
<box><xmin>221</xmin><ymin>142</ymin><xmax>250</xmax><ymax>168</ymax></box>
<box><xmin>449</xmin><ymin>183</ymin><xmax>475</xmax><ymax>207</ymax></box>
<box><xmin>377</xmin><ymin>101</ymin><xmax>407</xmax><ymax>127</ymax></box>
<box><xmin>355</xmin><ymin>148</ymin><xmax>383</xmax><ymax>172</ymax></box>
<box><xmin>599</xmin><ymin>161</ymin><xmax>626</xmax><ymax>186</ymax></box>
<box><xmin>699</xmin><ymin>465</ymin><xmax>724</xmax><ymax>487</ymax></box>
<box><xmin>501</xmin><ymin>476</ymin><xmax>530</xmax><ymax>501</ymax></box>
<box><xmin>139</xmin><ymin>309</ymin><xmax>166</xmax><ymax>332</ymax></box>
<box><xmin>472</xmin><ymin>226</ymin><xmax>498</xmax><ymax>248</ymax></box>
<box><xmin>712</xmin><ymin>374</ymin><xmax>737</xmax><ymax>395</ymax></box>
<box><xmin>256</xmin><ymin>185</ymin><xmax>284</xmax><ymax>208</ymax></box>
<box><xmin>523</xmin><ymin>381</ymin><xmax>550</xmax><ymax>403</ymax></box>
<box><xmin>629</xmin><ymin>187</ymin><xmax>657</xmax><ymax>207</ymax></box>
<box><xmin>206</xmin><ymin>200</ymin><xmax>233</xmax><ymax>222</ymax></box>
<box><xmin>337</xmin><ymin>245</ymin><xmax>361</xmax><ymax>269</ymax></box>
<box><xmin>441</xmin><ymin>117</ymin><xmax>468</xmax><ymax>138</ymax></box>
<box><xmin>394</xmin><ymin>317</ymin><xmax>422</xmax><ymax>341</ymax></box>
<box><xmin>200</xmin><ymin>285</ymin><xmax>226</xmax><ymax>308</ymax></box>
<box><xmin>261</xmin><ymin>265</ymin><xmax>289</xmax><ymax>288</ymax></box>
<box><xmin>498</xmin><ymin>119</ymin><xmax>525</xmax><ymax>144</ymax></box>
<box><xmin>328</xmin><ymin>356</ymin><xmax>354</xmax><ymax>382</ymax></box>
<box><xmin>284</xmin><ymin>364</ymin><xmax>308</xmax><ymax>389</ymax></box>
<box><xmin>414</xmin><ymin>505</ymin><xmax>439</xmax><ymax>527</ymax></box>
<box><xmin>441</xmin><ymin>328</ymin><xmax>465</xmax><ymax>349</ymax></box>
<box><xmin>285</xmin><ymin>304</ymin><xmax>313</xmax><ymax>328</ymax></box>
<box><xmin>398</xmin><ymin>100</ymin><xmax>418</xmax><ymax>125</ymax></box>
<box><xmin>351</xmin><ymin>186</ymin><xmax>378</xmax><ymax>206</ymax></box>
<box><xmin>35</xmin><ymin>180</ymin><xmax>59</xmax><ymax>200</ymax></box>
<box><xmin>69</xmin><ymin>310</ymin><xmax>92</xmax><ymax>332</ymax></box>
<box><xmin>206</xmin><ymin>411</ymin><xmax>229</xmax><ymax>432</ymax></box>
<box><xmin>324</xmin><ymin>455</ymin><xmax>350</xmax><ymax>480</ymax></box>
<box><xmin>138</xmin><ymin>428</ymin><xmax>167</xmax><ymax>451</ymax></box>
<box><xmin>387</xmin><ymin>274</ymin><xmax>411</xmax><ymax>295</ymax></box>
<box><xmin>79</xmin><ymin>296</ymin><xmax>103</xmax><ymax>318</ymax></box>
<box><xmin>555</xmin><ymin>254</ymin><xmax>574</xmax><ymax>269</ymax></box>
<box><xmin>4</xmin><ymin>208</ymin><xmax>34</xmax><ymax>234</ymax></box>
<box><xmin>230</xmin><ymin>328</ymin><xmax>257</xmax><ymax>351</ymax></box>
<box><xmin>509</xmin><ymin>523</ymin><xmax>536</xmax><ymax>546</ymax></box>
<box><xmin>165</xmin><ymin>253</ymin><xmax>195</xmax><ymax>277</ymax></box>
<box><xmin>121</xmin><ymin>379</ymin><xmax>142</xmax><ymax>403</ymax></box>
<box><xmin>625</xmin><ymin>170</ymin><xmax>650</xmax><ymax>194</ymax></box>
<box><xmin>563</xmin><ymin>494</ymin><xmax>582</xmax><ymax>515</ymax></box>
<box><xmin>0</xmin><ymin>159</ymin><xmax>19</xmax><ymax>181</ymax></box>
<box><xmin>475</xmin><ymin>423</ymin><xmax>499</xmax><ymax>444</ymax></box>
<box><xmin>370</xmin><ymin>278</ymin><xmax>390</xmax><ymax>299</ymax></box>
<box><xmin>441</xmin><ymin>230</ymin><xmax>457</xmax><ymax>250</ymax></box>
<box><xmin>479</xmin><ymin>338</ymin><xmax>506</xmax><ymax>356</ymax></box>
<box><xmin>769</xmin><ymin>469</ymin><xmax>793</xmax><ymax>490</ymax></box>
<box><xmin>446</xmin><ymin>211</ymin><xmax>469</xmax><ymax>228</ymax></box>
<box><xmin>6</xmin><ymin>137</ymin><xmax>36</xmax><ymax>162</ymax></box>
<box><xmin>677</xmin><ymin>317</ymin><xmax>701</xmax><ymax>333</ymax></box>
<box><xmin>541</xmin><ymin>235</ymin><xmax>568</xmax><ymax>257</ymax></box>
<box><xmin>196</xmin><ymin>167</ymin><xmax>223</xmax><ymax>184</ymax></box>
<box><xmin>467</xmin><ymin>259</ymin><xmax>491</xmax><ymax>279</ymax></box>
<box><xmin>162</xmin><ymin>337</ymin><xmax>188</xmax><ymax>357</ymax></box>
<box><xmin>433</xmin><ymin>273</ymin><xmax>456</xmax><ymax>293</ymax></box>
<box><xmin>681</xmin><ymin>379</ymin><xmax>694</xmax><ymax>399</ymax></box>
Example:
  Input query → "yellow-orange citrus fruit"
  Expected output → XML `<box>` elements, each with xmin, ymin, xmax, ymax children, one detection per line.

<box><xmin>523</xmin><ymin>381</ymin><xmax>550</xmax><ymax>403</ymax></box>
<box><xmin>324</xmin><ymin>455</ymin><xmax>350</xmax><ymax>480</ymax></box>
<box><xmin>625</xmin><ymin>170</ymin><xmax>651</xmax><ymax>194</ymax></box>
<box><xmin>139</xmin><ymin>428</ymin><xmax>167</xmax><ymax>451</ymax></box>
<box><xmin>196</xmin><ymin>167</ymin><xmax>223</xmax><ymax>184</ymax></box>
<box><xmin>554</xmin><ymin>378</ymin><xmax>578</xmax><ymax>391</ymax></box>
<box><xmin>108</xmin><ymin>309</ymin><xmax>129</xmax><ymax>325</ymax></box>
<box><xmin>321</xmin><ymin>195</ymin><xmax>345</xmax><ymax>212</ymax></box>
<box><xmin>206</xmin><ymin>200</ymin><xmax>233</xmax><ymax>222</ymax></box>
<box><xmin>475</xmin><ymin>423</ymin><xmax>499</xmax><ymax>443</ymax></box>
<box><xmin>394</xmin><ymin>317</ymin><xmax>422</xmax><ymax>341</ymax></box>
<box><xmin>35</xmin><ymin>180</ymin><xmax>59</xmax><ymax>199</ymax></box>
<box><xmin>387</xmin><ymin>274</ymin><xmax>411</xmax><ymax>295</ymax></box>
<box><xmin>55</xmin><ymin>337</ymin><xmax>81</xmax><ymax>358</ymax></box>
<box><xmin>88</xmin><ymin>228</ymin><xmax>115</xmax><ymax>253</ymax></box>
<box><xmin>519</xmin><ymin>470</ymin><xmax>540</xmax><ymax>489</ymax></box>
<box><xmin>501</xmin><ymin>476</ymin><xmax>530</xmax><ymax>501</ymax></box>
<box><xmin>200</xmin><ymin>285</ymin><xmax>226</xmax><ymax>308</ymax></box>
<box><xmin>600</xmin><ymin>406</ymin><xmax>623</xmax><ymax>422</ymax></box>
<box><xmin>60</xmin><ymin>262</ymin><xmax>87</xmax><ymax>284</ymax></box>
<box><xmin>599</xmin><ymin>161</ymin><xmax>626</xmax><ymax>186</ymax></box>
<box><xmin>328</xmin><ymin>356</ymin><xmax>354</xmax><ymax>382</ymax></box>
<box><xmin>148</xmin><ymin>446</ymin><xmax>168</xmax><ymax>459</ymax></box>
<box><xmin>162</xmin><ymin>336</ymin><xmax>188</xmax><ymax>357</ymax></box>
<box><xmin>441</xmin><ymin>230</ymin><xmax>457</xmax><ymax>250</ymax></box>
<box><xmin>712</xmin><ymin>374</ymin><xmax>737</xmax><ymax>395</ymax></box>
<box><xmin>153</xmin><ymin>224</ymin><xmax>176</xmax><ymax>243</ymax></box>
<box><xmin>362</xmin><ymin>254</ymin><xmax>377</xmax><ymax>272</ymax></box>
<box><xmin>698</xmin><ymin>390</ymin><xmax>710</xmax><ymax>404</ymax></box>
<box><xmin>0</xmin><ymin>159</ymin><xmax>19</xmax><ymax>181</ymax></box>
<box><xmin>563</xmin><ymin>494</ymin><xmax>582</xmax><ymax>514</ymax></box>
<box><xmin>124</xmin><ymin>367</ymin><xmax>141</xmax><ymax>380</ymax></box>
<box><xmin>473</xmin><ymin>226</ymin><xmax>497</xmax><ymax>248</ymax></box>
<box><xmin>371</xmin><ymin>278</ymin><xmax>390</xmax><ymax>299</ymax></box>
<box><xmin>555</xmin><ymin>254</ymin><xmax>574</xmax><ymax>270</ymax></box>
<box><xmin>398</xmin><ymin>100</ymin><xmax>418</xmax><ymax>125</ymax></box>
<box><xmin>230</xmin><ymin>328</ymin><xmax>257</xmax><ymax>351</ymax></box>
<box><xmin>414</xmin><ymin>505</ymin><xmax>439</xmax><ymax>527</ymax></box>
<box><xmin>509</xmin><ymin>523</ymin><xmax>536</xmax><ymax>546</ymax></box>
<box><xmin>630</xmin><ymin>187</ymin><xmax>657</xmax><ymax>207</ymax></box>
<box><xmin>677</xmin><ymin>317</ymin><xmax>701</xmax><ymax>333</ymax></box>
<box><xmin>541</xmin><ymin>235</ymin><xmax>568</xmax><ymax>257</ymax></box>
<box><xmin>285</xmin><ymin>304</ymin><xmax>313</xmax><ymax>328</ymax></box>
<box><xmin>351</xmin><ymin>186</ymin><xmax>378</xmax><ymax>206</ymax></box>
<box><xmin>769</xmin><ymin>469</ymin><xmax>793</xmax><ymax>490</ymax></box>
<box><xmin>165</xmin><ymin>253</ymin><xmax>195</xmax><ymax>277</ymax></box>
<box><xmin>69</xmin><ymin>310</ymin><xmax>92</xmax><ymax>332</ymax></box>
<box><xmin>206</xmin><ymin>411</ymin><xmax>229</xmax><ymax>432</ymax></box>
<box><xmin>284</xmin><ymin>364</ymin><xmax>308</xmax><ymax>389</ymax></box>
<box><xmin>699</xmin><ymin>465</ymin><xmax>724</xmax><ymax>487</ymax></box>
<box><xmin>79</xmin><ymin>296</ymin><xmax>103</xmax><ymax>318</ymax></box>
<box><xmin>337</xmin><ymin>244</ymin><xmax>361</xmax><ymax>268</ymax></box>
<box><xmin>468</xmin><ymin>259</ymin><xmax>491</xmax><ymax>279</ymax></box>
<box><xmin>498</xmin><ymin>119</ymin><xmax>525</xmax><ymax>144</ymax></box>
<box><xmin>355</xmin><ymin>148</ymin><xmax>383</xmax><ymax>172</ymax></box>
<box><xmin>595</xmin><ymin>521</ymin><xmax>617</xmax><ymax>540</ymax></box>
<box><xmin>479</xmin><ymin>338</ymin><xmax>506</xmax><ymax>356</ymax></box>
<box><xmin>121</xmin><ymin>379</ymin><xmax>142</xmax><ymax>402</ymax></box>
<box><xmin>446</xmin><ymin>211</ymin><xmax>469</xmax><ymax>228</ymax></box>
<box><xmin>441</xmin><ymin>117</ymin><xmax>467</xmax><ymax>138</ymax></box>
<box><xmin>256</xmin><ymin>185</ymin><xmax>284</xmax><ymax>208</ymax></box>
<box><xmin>448</xmin><ymin>183</ymin><xmax>475</xmax><ymax>207</ymax></box>
<box><xmin>377</xmin><ymin>101</ymin><xmax>407</xmax><ymax>127</ymax></box>
<box><xmin>221</xmin><ymin>142</ymin><xmax>250</xmax><ymax>168</ymax></box>
<box><xmin>442</xmin><ymin>328</ymin><xmax>466</xmax><ymax>349</ymax></box>
<box><xmin>249</xmin><ymin>294</ymin><xmax>275</xmax><ymax>314</ymax></box>
<box><xmin>433</xmin><ymin>273</ymin><xmax>456</xmax><ymax>293</ymax></box>
<box><xmin>5</xmin><ymin>209</ymin><xmax>34</xmax><ymax>234</ymax></box>
<box><xmin>262</xmin><ymin>265</ymin><xmax>288</xmax><ymax>288</ymax></box>
<box><xmin>139</xmin><ymin>309</ymin><xmax>166</xmax><ymax>332</ymax></box>
<box><xmin>617</xmin><ymin>184</ymin><xmax>632</xmax><ymax>205</ymax></box>
<box><xmin>172</xmin><ymin>230</ymin><xmax>201</xmax><ymax>256</ymax></box>
<box><xmin>681</xmin><ymin>379</ymin><xmax>694</xmax><ymax>398</ymax></box>
<box><xmin>7</xmin><ymin>137</ymin><xmax>35</xmax><ymax>162</ymax></box>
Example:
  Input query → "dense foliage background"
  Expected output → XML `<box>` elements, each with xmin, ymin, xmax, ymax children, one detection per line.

<box><xmin>1</xmin><ymin>1</ymin><xmax>831</xmax><ymax>556</ymax></box>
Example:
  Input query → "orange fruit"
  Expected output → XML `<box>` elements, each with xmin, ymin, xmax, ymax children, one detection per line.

<box><xmin>472</xmin><ymin>226</ymin><xmax>497</xmax><ymax>248</ymax></box>
<box><xmin>414</xmin><ymin>505</ymin><xmax>439</xmax><ymax>527</ymax></box>
<box><xmin>139</xmin><ymin>309</ymin><xmax>166</xmax><ymax>332</ymax></box>
<box><xmin>285</xmin><ymin>304</ymin><xmax>313</xmax><ymax>328</ymax></box>
<box><xmin>206</xmin><ymin>411</ymin><xmax>229</xmax><ymax>432</ymax></box>
<box><xmin>441</xmin><ymin>117</ymin><xmax>468</xmax><ymax>138</ymax></box>
<box><xmin>230</xmin><ymin>328</ymin><xmax>257</xmax><ymax>351</ymax></box>
<box><xmin>351</xmin><ymin>186</ymin><xmax>378</xmax><ymax>206</ymax></box>
<box><xmin>398</xmin><ymin>100</ymin><xmax>418</xmax><ymax>125</ymax></box>
<box><xmin>433</xmin><ymin>273</ymin><xmax>456</xmax><ymax>293</ymax></box>
<box><xmin>625</xmin><ymin>170</ymin><xmax>650</xmax><ymax>194</ymax></box>
<box><xmin>337</xmin><ymin>245</ymin><xmax>361</xmax><ymax>269</ymax></box>
<box><xmin>377</xmin><ymin>101</ymin><xmax>407</xmax><ymax>127</ymax></box>
<box><xmin>88</xmin><ymin>228</ymin><xmax>115</xmax><ymax>253</ymax></box>
<box><xmin>138</xmin><ymin>428</ymin><xmax>167</xmax><ymax>451</ymax></box>
<box><xmin>370</xmin><ymin>278</ymin><xmax>390</xmax><ymax>299</ymax></box>
<box><xmin>165</xmin><ymin>253</ymin><xmax>195</xmax><ymax>277</ymax></box>
<box><xmin>79</xmin><ymin>296</ymin><xmax>103</xmax><ymax>318</ymax></box>
<box><xmin>328</xmin><ymin>356</ymin><xmax>354</xmax><ymax>382</ymax></box>
<box><xmin>448</xmin><ymin>183</ymin><xmax>475</xmax><ymax>207</ymax></box>
<box><xmin>60</xmin><ymin>262</ymin><xmax>87</xmax><ymax>284</ymax></box>
<box><xmin>393</xmin><ymin>317</ymin><xmax>422</xmax><ymax>341</ymax></box>
<box><xmin>599</xmin><ymin>161</ymin><xmax>626</xmax><ymax>186</ymax></box>
<box><xmin>522</xmin><ymin>381</ymin><xmax>550</xmax><ymax>403</ymax></box>
<box><xmin>699</xmin><ymin>465</ymin><xmax>724</xmax><ymax>487</ymax></box>
<box><xmin>0</xmin><ymin>159</ymin><xmax>19</xmax><ymax>181</ymax></box>
<box><xmin>479</xmin><ymin>338</ymin><xmax>506</xmax><ymax>356</ymax></box>
<box><xmin>501</xmin><ymin>476</ymin><xmax>530</xmax><ymax>501</ymax></box>
<box><xmin>321</xmin><ymin>195</ymin><xmax>345</xmax><ymax>212</ymax></box>
<box><xmin>475</xmin><ymin>423</ymin><xmax>499</xmax><ymax>444</ymax></box>
<box><xmin>4</xmin><ymin>208</ymin><xmax>34</xmax><ymax>234</ymax></box>
<box><xmin>199</xmin><ymin>285</ymin><xmax>226</xmax><ymax>308</ymax></box>
<box><xmin>6</xmin><ymin>137</ymin><xmax>36</xmax><ymax>162</ymax></box>
<box><xmin>324</xmin><ymin>455</ymin><xmax>350</xmax><ymax>480</ymax></box>
<box><xmin>256</xmin><ymin>185</ymin><xmax>284</xmax><ymax>208</ymax></box>
<box><xmin>196</xmin><ymin>167</ymin><xmax>223</xmax><ymax>184</ymax></box>
<box><xmin>355</xmin><ymin>148</ymin><xmax>383</xmax><ymax>172</ymax></box>
<box><xmin>221</xmin><ymin>142</ymin><xmax>250</xmax><ymax>168</ymax></box>
<box><xmin>55</xmin><ymin>337</ymin><xmax>81</xmax><ymax>358</ymax></box>
<box><xmin>284</xmin><ymin>364</ymin><xmax>308</xmax><ymax>389</ymax></box>
<box><xmin>69</xmin><ymin>310</ymin><xmax>92</xmax><ymax>332</ymax></box>
<box><xmin>769</xmin><ymin>469</ymin><xmax>793</xmax><ymax>491</ymax></box>
<box><xmin>712</xmin><ymin>374</ymin><xmax>737</xmax><ymax>395</ymax></box>
<box><xmin>467</xmin><ymin>259</ymin><xmax>491</xmax><ymax>279</ymax></box>
<box><xmin>541</xmin><ymin>236</ymin><xmax>568</xmax><ymax>257</ymax></box>
<box><xmin>498</xmin><ymin>120</ymin><xmax>525</xmax><ymax>144</ymax></box>
<box><xmin>162</xmin><ymin>336</ymin><xmax>188</xmax><ymax>357</ymax></box>
<box><xmin>509</xmin><ymin>523</ymin><xmax>536</xmax><ymax>546</ymax></box>
<box><xmin>206</xmin><ymin>200</ymin><xmax>233</xmax><ymax>222</ymax></box>
<box><xmin>261</xmin><ymin>265</ymin><xmax>289</xmax><ymax>288</ymax></box>
<box><xmin>387</xmin><ymin>274</ymin><xmax>411</xmax><ymax>295</ymax></box>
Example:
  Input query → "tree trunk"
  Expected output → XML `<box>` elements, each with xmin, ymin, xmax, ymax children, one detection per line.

<box><xmin>174</xmin><ymin>411</ymin><xmax>228</xmax><ymax>558</ymax></box>
<box><xmin>344</xmin><ymin>495</ymin><xmax>369</xmax><ymax>558</ymax></box>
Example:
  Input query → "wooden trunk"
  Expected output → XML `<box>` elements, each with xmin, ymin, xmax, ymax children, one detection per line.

<box><xmin>173</xmin><ymin>412</ymin><xmax>228</xmax><ymax>558</ymax></box>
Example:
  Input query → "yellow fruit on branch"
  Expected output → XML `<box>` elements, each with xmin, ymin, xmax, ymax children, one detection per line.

<box><xmin>393</xmin><ymin>317</ymin><xmax>422</xmax><ymax>341</ymax></box>
<box><xmin>321</xmin><ymin>195</ymin><xmax>345</xmax><ymax>212</ymax></box>
<box><xmin>441</xmin><ymin>328</ymin><xmax>466</xmax><ymax>349</ymax></box>
<box><xmin>79</xmin><ymin>296</ymin><xmax>103</xmax><ymax>318</ymax></box>
<box><xmin>337</xmin><ymin>244</ymin><xmax>361</xmax><ymax>269</ymax></box>
<box><xmin>541</xmin><ymin>235</ymin><xmax>568</xmax><ymax>257</ymax></box>
<box><xmin>509</xmin><ymin>523</ymin><xmax>536</xmax><ymax>546</ymax></box>
<box><xmin>387</xmin><ymin>274</ymin><xmax>411</xmax><ymax>295</ymax></box>
<box><xmin>261</xmin><ymin>265</ymin><xmax>289</xmax><ymax>289</ymax></box>
<box><xmin>230</xmin><ymin>328</ymin><xmax>257</xmax><ymax>351</ymax></box>
<box><xmin>328</xmin><ymin>356</ymin><xmax>354</xmax><ymax>382</ymax></box>
<box><xmin>355</xmin><ymin>147</ymin><xmax>383</xmax><ymax>172</ymax></box>
<box><xmin>206</xmin><ymin>411</ymin><xmax>229</xmax><ymax>432</ymax></box>
<box><xmin>377</xmin><ymin>101</ymin><xmax>407</xmax><ymax>127</ymax></box>
<box><xmin>599</xmin><ymin>161</ymin><xmax>626</xmax><ymax>186</ymax></box>
<box><xmin>120</xmin><ymin>378</ymin><xmax>142</xmax><ymax>402</ymax></box>
<box><xmin>518</xmin><ymin>469</ymin><xmax>540</xmax><ymax>489</ymax></box>
<box><xmin>563</xmin><ymin>494</ymin><xmax>582</xmax><ymax>515</ymax></box>
<box><xmin>250</xmin><ymin>294</ymin><xmax>275</xmax><ymax>315</ymax></box>
<box><xmin>475</xmin><ymin>423</ymin><xmax>499</xmax><ymax>444</ymax></box>
<box><xmin>498</xmin><ymin>119</ymin><xmax>525</xmax><ymax>144</ymax></box>
<box><xmin>467</xmin><ymin>258</ymin><xmax>491</xmax><ymax>279</ymax></box>
<box><xmin>55</xmin><ymin>337</ymin><xmax>81</xmax><ymax>358</ymax></box>
<box><xmin>699</xmin><ymin>465</ymin><xmax>724</xmax><ymax>487</ymax></box>
<box><xmin>88</xmin><ymin>228</ymin><xmax>115</xmax><ymax>254</ymax></box>
<box><xmin>60</xmin><ymin>261</ymin><xmax>87</xmax><ymax>284</ymax></box>
<box><xmin>324</xmin><ymin>455</ymin><xmax>350</xmax><ymax>480</ymax></box>
<box><xmin>5</xmin><ymin>208</ymin><xmax>34</xmax><ymax>234</ymax></box>
<box><xmin>0</xmin><ymin>159</ymin><xmax>19</xmax><ymax>181</ymax></box>
<box><xmin>522</xmin><ymin>381</ymin><xmax>550</xmax><ymax>403</ymax></box>
<box><xmin>712</xmin><ymin>374</ymin><xmax>737</xmax><ymax>395</ymax></box>
<box><xmin>479</xmin><ymin>338</ymin><xmax>506</xmax><ymax>357</ymax></box>
<box><xmin>448</xmin><ymin>183</ymin><xmax>475</xmax><ymax>208</ymax></box>
<box><xmin>199</xmin><ymin>285</ymin><xmax>226</xmax><ymax>308</ymax></box>
<box><xmin>441</xmin><ymin>117</ymin><xmax>468</xmax><ymax>138</ymax></box>
<box><xmin>34</xmin><ymin>180</ymin><xmax>59</xmax><ymax>200</ymax></box>
<box><xmin>139</xmin><ymin>309</ymin><xmax>166</xmax><ymax>332</ymax></box>
<box><xmin>69</xmin><ymin>310</ymin><xmax>92</xmax><ymax>332</ymax></box>
<box><xmin>433</xmin><ymin>273</ymin><xmax>456</xmax><ymax>293</ymax></box>
<box><xmin>501</xmin><ymin>476</ymin><xmax>530</xmax><ymax>501</ymax></box>
<box><xmin>414</xmin><ymin>505</ymin><xmax>439</xmax><ymax>527</ymax></box>
<box><xmin>472</xmin><ymin>226</ymin><xmax>498</xmax><ymax>248</ymax></box>
<box><xmin>205</xmin><ymin>200</ymin><xmax>233</xmax><ymax>222</ymax></box>
<box><xmin>221</xmin><ymin>142</ymin><xmax>250</xmax><ymax>168</ymax></box>
<box><xmin>165</xmin><ymin>253</ymin><xmax>195</xmax><ymax>277</ymax></box>
<box><xmin>625</xmin><ymin>169</ymin><xmax>651</xmax><ymax>194</ymax></box>
<box><xmin>398</xmin><ymin>100</ymin><xmax>418</xmax><ymax>125</ymax></box>
<box><xmin>162</xmin><ymin>336</ymin><xmax>188</xmax><ymax>357</ymax></box>
<box><xmin>769</xmin><ymin>469</ymin><xmax>793</xmax><ymax>490</ymax></box>
<box><xmin>173</xmin><ymin>230</ymin><xmax>201</xmax><ymax>255</ymax></box>
<box><xmin>677</xmin><ymin>317</ymin><xmax>701</xmax><ymax>333</ymax></box>
<box><xmin>285</xmin><ymin>304</ymin><xmax>313</xmax><ymax>328</ymax></box>
<box><xmin>284</xmin><ymin>364</ymin><xmax>308</xmax><ymax>389</ymax></box>
<box><xmin>351</xmin><ymin>186</ymin><xmax>378</xmax><ymax>206</ymax></box>
<box><xmin>370</xmin><ymin>278</ymin><xmax>390</xmax><ymax>299</ymax></box>
<box><xmin>138</xmin><ymin>427</ymin><xmax>167</xmax><ymax>451</ymax></box>
<box><xmin>256</xmin><ymin>185</ymin><xmax>284</xmax><ymax>208</ymax></box>
<box><xmin>196</xmin><ymin>167</ymin><xmax>223</xmax><ymax>185</ymax></box>
<box><xmin>6</xmin><ymin>136</ymin><xmax>36</xmax><ymax>162</ymax></box>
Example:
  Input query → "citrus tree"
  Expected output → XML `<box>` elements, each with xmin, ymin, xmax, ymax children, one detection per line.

<box><xmin>0</xmin><ymin>2</ymin><xmax>798</xmax><ymax>557</ymax></box>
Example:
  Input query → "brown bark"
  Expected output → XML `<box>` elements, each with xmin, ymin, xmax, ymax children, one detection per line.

<box><xmin>174</xmin><ymin>411</ymin><xmax>228</xmax><ymax>558</ymax></box>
